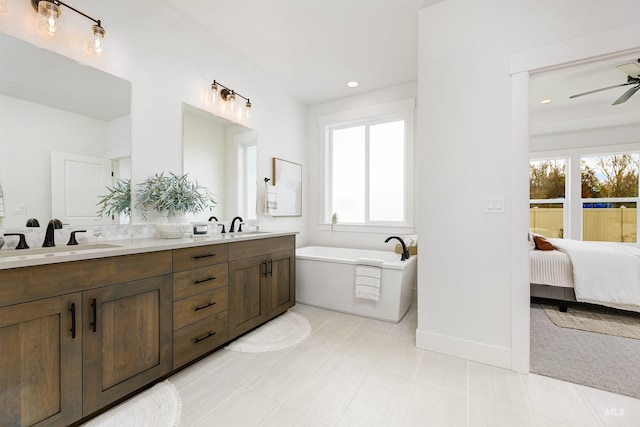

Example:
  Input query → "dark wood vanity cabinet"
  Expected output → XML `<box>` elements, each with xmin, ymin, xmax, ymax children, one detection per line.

<box><xmin>0</xmin><ymin>251</ymin><xmax>172</xmax><ymax>426</ymax></box>
<box><xmin>0</xmin><ymin>293</ymin><xmax>82</xmax><ymax>427</ymax></box>
<box><xmin>172</xmin><ymin>244</ymin><xmax>230</xmax><ymax>369</ymax></box>
<box><xmin>0</xmin><ymin>234</ymin><xmax>295</xmax><ymax>426</ymax></box>
<box><xmin>82</xmin><ymin>274</ymin><xmax>173</xmax><ymax>415</ymax></box>
<box><xmin>228</xmin><ymin>235</ymin><xmax>295</xmax><ymax>339</ymax></box>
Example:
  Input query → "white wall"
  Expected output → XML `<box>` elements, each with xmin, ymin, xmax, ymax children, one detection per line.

<box><xmin>306</xmin><ymin>81</ymin><xmax>417</xmax><ymax>251</ymax></box>
<box><xmin>417</xmin><ymin>0</ymin><xmax>640</xmax><ymax>370</ymax></box>
<box><xmin>0</xmin><ymin>1</ymin><xmax>308</xmax><ymax>245</ymax></box>
<box><xmin>183</xmin><ymin>110</ymin><xmax>228</xmax><ymax>221</ymax></box>
<box><xmin>531</xmin><ymin>123</ymin><xmax>640</xmax><ymax>152</ymax></box>
<box><xmin>0</xmin><ymin>96</ymin><xmax>108</xmax><ymax>228</ymax></box>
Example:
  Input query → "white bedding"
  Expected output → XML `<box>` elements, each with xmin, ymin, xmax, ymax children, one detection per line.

<box><xmin>530</xmin><ymin>249</ymin><xmax>573</xmax><ymax>288</ymax></box>
<box><xmin>549</xmin><ymin>238</ymin><xmax>640</xmax><ymax>312</ymax></box>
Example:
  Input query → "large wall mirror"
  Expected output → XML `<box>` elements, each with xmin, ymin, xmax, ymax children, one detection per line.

<box><xmin>0</xmin><ymin>32</ymin><xmax>131</xmax><ymax>228</ymax></box>
<box><xmin>182</xmin><ymin>103</ymin><xmax>257</xmax><ymax>224</ymax></box>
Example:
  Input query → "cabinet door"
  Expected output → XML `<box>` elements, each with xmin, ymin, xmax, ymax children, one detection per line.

<box><xmin>228</xmin><ymin>255</ymin><xmax>267</xmax><ymax>339</ymax></box>
<box><xmin>267</xmin><ymin>249</ymin><xmax>296</xmax><ymax>319</ymax></box>
<box><xmin>82</xmin><ymin>274</ymin><xmax>172</xmax><ymax>416</ymax></box>
<box><xmin>0</xmin><ymin>294</ymin><xmax>82</xmax><ymax>427</ymax></box>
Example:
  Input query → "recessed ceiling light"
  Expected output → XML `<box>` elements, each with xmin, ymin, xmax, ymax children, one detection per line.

<box><xmin>347</xmin><ymin>81</ymin><xmax>358</xmax><ymax>88</ymax></box>
<box><xmin>540</xmin><ymin>99</ymin><xmax>552</xmax><ymax>105</ymax></box>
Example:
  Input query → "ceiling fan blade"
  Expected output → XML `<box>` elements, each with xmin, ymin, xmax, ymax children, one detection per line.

<box><xmin>612</xmin><ymin>84</ymin><xmax>640</xmax><ymax>105</ymax></box>
<box><xmin>569</xmin><ymin>82</ymin><xmax>632</xmax><ymax>99</ymax></box>
<box><xmin>617</xmin><ymin>62</ymin><xmax>640</xmax><ymax>78</ymax></box>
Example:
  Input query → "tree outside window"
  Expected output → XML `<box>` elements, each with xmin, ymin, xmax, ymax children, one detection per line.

<box><xmin>581</xmin><ymin>153</ymin><xmax>639</xmax><ymax>243</ymax></box>
<box><xmin>529</xmin><ymin>159</ymin><xmax>566</xmax><ymax>238</ymax></box>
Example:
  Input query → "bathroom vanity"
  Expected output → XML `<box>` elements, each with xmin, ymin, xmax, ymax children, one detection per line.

<box><xmin>0</xmin><ymin>232</ymin><xmax>295</xmax><ymax>426</ymax></box>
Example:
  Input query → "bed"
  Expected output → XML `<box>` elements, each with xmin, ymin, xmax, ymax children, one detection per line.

<box><xmin>529</xmin><ymin>234</ymin><xmax>640</xmax><ymax>313</ymax></box>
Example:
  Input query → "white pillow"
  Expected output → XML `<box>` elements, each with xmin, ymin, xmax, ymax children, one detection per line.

<box><xmin>528</xmin><ymin>232</ymin><xmax>536</xmax><ymax>251</ymax></box>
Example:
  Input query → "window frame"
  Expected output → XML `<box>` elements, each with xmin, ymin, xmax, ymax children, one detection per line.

<box><xmin>318</xmin><ymin>98</ymin><xmax>415</xmax><ymax>233</ymax></box>
<box><xmin>529</xmin><ymin>156</ymin><xmax>570</xmax><ymax>238</ymax></box>
<box><xmin>530</xmin><ymin>144</ymin><xmax>640</xmax><ymax>243</ymax></box>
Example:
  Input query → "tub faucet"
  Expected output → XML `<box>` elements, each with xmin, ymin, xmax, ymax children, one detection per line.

<box><xmin>43</xmin><ymin>219</ymin><xmax>63</xmax><ymax>247</ymax></box>
<box><xmin>230</xmin><ymin>216</ymin><xmax>244</xmax><ymax>232</ymax></box>
<box><xmin>384</xmin><ymin>236</ymin><xmax>410</xmax><ymax>261</ymax></box>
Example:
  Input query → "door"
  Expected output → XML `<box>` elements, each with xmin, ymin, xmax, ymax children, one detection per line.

<box><xmin>266</xmin><ymin>249</ymin><xmax>296</xmax><ymax>319</ymax></box>
<box><xmin>82</xmin><ymin>274</ymin><xmax>172</xmax><ymax>415</ymax></box>
<box><xmin>0</xmin><ymin>294</ymin><xmax>82</xmax><ymax>427</ymax></box>
<box><xmin>228</xmin><ymin>255</ymin><xmax>267</xmax><ymax>339</ymax></box>
<box><xmin>51</xmin><ymin>151</ymin><xmax>113</xmax><ymax>225</ymax></box>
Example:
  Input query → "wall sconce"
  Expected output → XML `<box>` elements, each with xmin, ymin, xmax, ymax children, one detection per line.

<box><xmin>30</xmin><ymin>0</ymin><xmax>106</xmax><ymax>55</ymax></box>
<box><xmin>209</xmin><ymin>80</ymin><xmax>252</xmax><ymax>120</ymax></box>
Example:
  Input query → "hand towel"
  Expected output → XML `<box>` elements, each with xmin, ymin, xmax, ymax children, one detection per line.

<box><xmin>0</xmin><ymin>184</ymin><xmax>4</xmax><ymax>217</ymax></box>
<box><xmin>354</xmin><ymin>258</ymin><xmax>383</xmax><ymax>301</ymax></box>
<box><xmin>264</xmin><ymin>184</ymin><xmax>278</xmax><ymax>215</ymax></box>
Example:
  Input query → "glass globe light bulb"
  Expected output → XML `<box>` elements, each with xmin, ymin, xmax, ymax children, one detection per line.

<box><xmin>87</xmin><ymin>25</ymin><xmax>106</xmax><ymax>55</ymax></box>
<box><xmin>37</xmin><ymin>1</ymin><xmax>62</xmax><ymax>35</ymax></box>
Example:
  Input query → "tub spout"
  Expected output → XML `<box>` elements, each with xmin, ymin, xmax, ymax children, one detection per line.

<box><xmin>384</xmin><ymin>236</ymin><xmax>410</xmax><ymax>261</ymax></box>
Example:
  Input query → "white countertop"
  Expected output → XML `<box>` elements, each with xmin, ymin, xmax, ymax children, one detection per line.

<box><xmin>0</xmin><ymin>231</ymin><xmax>296</xmax><ymax>270</ymax></box>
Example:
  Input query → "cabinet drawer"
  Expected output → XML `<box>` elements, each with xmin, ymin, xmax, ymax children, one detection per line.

<box><xmin>173</xmin><ymin>287</ymin><xmax>228</xmax><ymax>329</ymax></box>
<box><xmin>229</xmin><ymin>235</ymin><xmax>295</xmax><ymax>260</ymax></box>
<box><xmin>173</xmin><ymin>263</ymin><xmax>228</xmax><ymax>300</ymax></box>
<box><xmin>173</xmin><ymin>244</ymin><xmax>229</xmax><ymax>272</ymax></box>
<box><xmin>173</xmin><ymin>312</ymin><xmax>229</xmax><ymax>369</ymax></box>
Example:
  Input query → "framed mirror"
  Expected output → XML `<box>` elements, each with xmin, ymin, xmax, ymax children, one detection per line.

<box><xmin>0</xmin><ymin>33</ymin><xmax>131</xmax><ymax>228</ymax></box>
<box><xmin>182</xmin><ymin>103</ymin><xmax>257</xmax><ymax>223</ymax></box>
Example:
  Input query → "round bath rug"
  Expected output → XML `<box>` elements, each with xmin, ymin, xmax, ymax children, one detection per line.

<box><xmin>226</xmin><ymin>311</ymin><xmax>312</xmax><ymax>353</ymax></box>
<box><xmin>82</xmin><ymin>380</ymin><xmax>181</xmax><ymax>427</ymax></box>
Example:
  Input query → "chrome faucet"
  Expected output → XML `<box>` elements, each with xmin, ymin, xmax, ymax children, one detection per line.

<box><xmin>43</xmin><ymin>219</ymin><xmax>63</xmax><ymax>247</ymax></box>
<box><xmin>230</xmin><ymin>216</ymin><xmax>244</xmax><ymax>232</ymax></box>
<box><xmin>384</xmin><ymin>236</ymin><xmax>410</xmax><ymax>261</ymax></box>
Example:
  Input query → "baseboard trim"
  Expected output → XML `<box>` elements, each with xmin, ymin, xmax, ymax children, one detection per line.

<box><xmin>416</xmin><ymin>328</ymin><xmax>512</xmax><ymax>370</ymax></box>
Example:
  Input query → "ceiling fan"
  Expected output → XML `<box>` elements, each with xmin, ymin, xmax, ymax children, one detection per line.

<box><xmin>569</xmin><ymin>59</ymin><xmax>640</xmax><ymax>105</ymax></box>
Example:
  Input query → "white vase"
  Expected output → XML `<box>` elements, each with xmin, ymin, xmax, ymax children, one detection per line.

<box><xmin>155</xmin><ymin>213</ymin><xmax>190</xmax><ymax>239</ymax></box>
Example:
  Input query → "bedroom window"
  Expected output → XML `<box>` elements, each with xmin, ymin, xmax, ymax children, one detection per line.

<box><xmin>320</xmin><ymin>99</ymin><xmax>414</xmax><ymax>231</ymax></box>
<box><xmin>581</xmin><ymin>153</ymin><xmax>638</xmax><ymax>242</ymax></box>
<box><xmin>529</xmin><ymin>159</ymin><xmax>566</xmax><ymax>238</ymax></box>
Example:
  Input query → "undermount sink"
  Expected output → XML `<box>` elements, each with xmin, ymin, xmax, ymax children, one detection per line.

<box><xmin>0</xmin><ymin>243</ymin><xmax>121</xmax><ymax>257</ymax></box>
<box><xmin>225</xmin><ymin>231</ymin><xmax>268</xmax><ymax>237</ymax></box>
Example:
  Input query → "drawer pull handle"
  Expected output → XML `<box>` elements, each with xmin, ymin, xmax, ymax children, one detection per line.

<box><xmin>193</xmin><ymin>253</ymin><xmax>216</xmax><ymax>260</ymax></box>
<box><xmin>91</xmin><ymin>298</ymin><xmax>97</xmax><ymax>332</ymax></box>
<box><xmin>193</xmin><ymin>276</ymin><xmax>216</xmax><ymax>285</ymax></box>
<box><xmin>262</xmin><ymin>260</ymin><xmax>268</xmax><ymax>278</ymax></box>
<box><xmin>194</xmin><ymin>301</ymin><xmax>216</xmax><ymax>312</ymax></box>
<box><xmin>194</xmin><ymin>331</ymin><xmax>216</xmax><ymax>344</ymax></box>
<box><xmin>70</xmin><ymin>303</ymin><xmax>76</xmax><ymax>339</ymax></box>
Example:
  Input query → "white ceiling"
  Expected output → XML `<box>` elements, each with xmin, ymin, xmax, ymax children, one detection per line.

<box><xmin>0</xmin><ymin>33</ymin><xmax>131</xmax><ymax>121</ymax></box>
<box><xmin>3</xmin><ymin>1</ymin><xmax>639</xmax><ymax>127</ymax></box>
<box><xmin>167</xmin><ymin>0</ymin><xmax>440</xmax><ymax>106</ymax></box>
<box><xmin>529</xmin><ymin>53</ymin><xmax>640</xmax><ymax>134</ymax></box>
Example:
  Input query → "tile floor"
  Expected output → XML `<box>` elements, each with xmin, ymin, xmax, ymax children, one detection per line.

<box><xmin>169</xmin><ymin>304</ymin><xmax>640</xmax><ymax>426</ymax></box>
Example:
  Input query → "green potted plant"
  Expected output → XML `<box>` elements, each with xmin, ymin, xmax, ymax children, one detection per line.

<box><xmin>96</xmin><ymin>179</ymin><xmax>131</xmax><ymax>222</ymax></box>
<box><xmin>135</xmin><ymin>172</ymin><xmax>216</xmax><ymax>238</ymax></box>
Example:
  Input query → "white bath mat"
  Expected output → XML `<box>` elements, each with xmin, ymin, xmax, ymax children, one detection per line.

<box><xmin>82</xmin><ymin>380</ymin><xmax>181</xmax><ymax>427</ymax></box>
<box><xmin>226</xmin><ymin>311</ymin><xmax>311</xmax><ymax>353</ymax></box>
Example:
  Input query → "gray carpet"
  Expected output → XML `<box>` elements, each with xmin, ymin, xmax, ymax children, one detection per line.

<box><xmin>530</xmin><ymin>303</ymin><xmax>640</xmax><ymax>400</ymax></box>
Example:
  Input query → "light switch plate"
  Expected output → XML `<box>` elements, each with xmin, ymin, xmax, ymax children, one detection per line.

<box><xmin>485</xmin><ymin>196</ymin><xmax>505</xmax><ymax>214</ymax></box>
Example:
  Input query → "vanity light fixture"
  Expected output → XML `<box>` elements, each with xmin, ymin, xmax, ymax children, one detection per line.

<box><xmin>209</xmin><ymin>80</ymin><xmax>252</xmax><ymax>120</ymax></box>
<box><xmin>30</xmin><ymin>0</ymin><xmax>106</xmax><ymax>55</ymax></box>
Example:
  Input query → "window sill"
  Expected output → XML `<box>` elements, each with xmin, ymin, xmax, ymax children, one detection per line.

<box><xmin>318</xmin><ymin>223</ymin><xmax>415</xmax><ymax>234</ymax></box>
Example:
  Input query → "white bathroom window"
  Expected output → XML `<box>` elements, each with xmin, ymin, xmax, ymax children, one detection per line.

<box><xmin>320</xmin><ymin>98</ymin><xmax>414</xmax><ymax>231</ymax></box>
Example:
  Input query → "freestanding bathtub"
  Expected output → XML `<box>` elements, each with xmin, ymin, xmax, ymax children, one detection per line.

<box><xmin>295</xmin><ymin>246</ymin><xmax>417</xmax><ymax>323</ymax></box>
